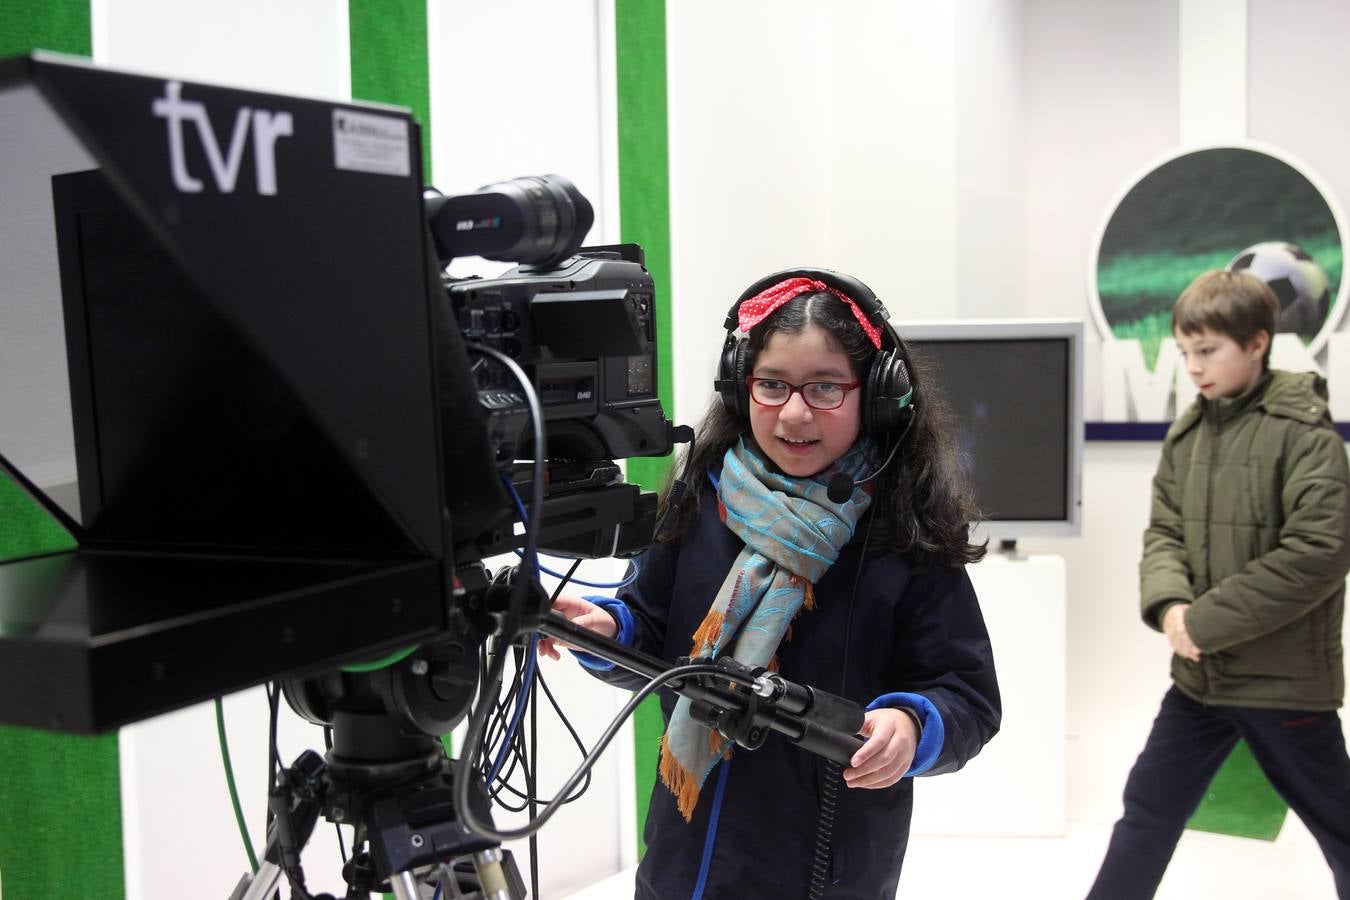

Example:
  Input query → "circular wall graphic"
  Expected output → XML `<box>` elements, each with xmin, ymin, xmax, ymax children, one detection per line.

<box><xmin>1091</xmin><ymin>145</ymin><xmax>1346</xmax><ymax>370</ymax></box>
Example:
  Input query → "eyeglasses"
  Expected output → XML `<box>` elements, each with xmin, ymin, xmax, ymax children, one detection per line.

<box><xmin>747</xmin><ymin>376</ymin><xmax>862</xmax><ymax>411</ymax></box>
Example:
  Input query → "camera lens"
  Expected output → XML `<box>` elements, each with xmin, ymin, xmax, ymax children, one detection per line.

<box><xmin>426</xmin><ymin>174</ymin><xmax>595</xmax><ymax>268</ymax></box>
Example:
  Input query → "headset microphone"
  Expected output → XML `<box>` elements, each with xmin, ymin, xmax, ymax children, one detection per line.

<box><xmin>826</xmin><ymin>438</ymin><xmax>902</xmax><ymax>504</ymax></box>
<box><xmin>824</xmin><ymin>410</ymin><xmax>915</xmax><ymax>504</ymax></box>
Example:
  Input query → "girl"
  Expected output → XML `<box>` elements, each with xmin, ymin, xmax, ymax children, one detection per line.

<box><xmin>541</xmin><ymin>268</ymin><xmax>1001</xmax><ymax>899</ymax></box>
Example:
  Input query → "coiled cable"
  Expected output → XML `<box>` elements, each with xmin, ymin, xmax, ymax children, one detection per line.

<box><xmin>808</xmin><ymin>759</ymin><xmax>844</xmax><ymax>897</ymax></box>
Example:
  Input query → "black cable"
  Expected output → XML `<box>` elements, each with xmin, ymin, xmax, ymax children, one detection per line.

<box><xmin>528</xmin><ymin>659</ymin><xmax>540</xmax><ymax>900</ymax></box>
<box><xmin>485</xmin><ymin>664</ymin><xmax>593</xmax><ymax>808</ymax></box>
<box><xmin>808</xmin><ymin>505</ymin><xmax>877</xmax><ymax>899</ymax></box>
<box><xmin>652</xmin><ymin>428</ymin><xmax>696</xmax><ymax>542</ymax></box>
<box><xmin>479</xmin><ymin>560</ymin><xmax>577</xmax><ymax>811</ymax></box>
<box><xmin>320</xmin><ymin>726</ymin><xmax>347</xmax><ymax>863</ymax></box>
<box><xmin>457</xmin><ymin>661</ymin><xmax>754</xmax><ymax>842</ymax></box>
<box><xmin>463</xmin><ymin>342</ymin><xmax>546</xmax><ymax>642</ymax></box>
<box><xmin>483</xmin><ymin>558</ymin><xmax>591</xmax><ymax>817</ymax></box>
<box><xmin>809</xmin><ymin>759</ymin><xmax>844</xmax><ymax>898</ymax></box>
<box><xmin>266</xmin><ymin>682</ymin><xmax>283</xmax><ymax>900</ymax></box>
<box><xmin>453</xmin><ymin>340</ymin><xmax>550</xmax><ymax>844</ymax></box>
<box><xmin>481</xmin><ymin>647</ymin><xmax>525</xmax><ymax>782</ymax></box>
<box><xmin>266</xmin><ymin>683</ymin><xmax>280</xmax><ymax>829</ymax></box>
<box><xmin>840</xmin><ymin>506</ymin><xmax>876</xmax><ymax>699</ymax></box>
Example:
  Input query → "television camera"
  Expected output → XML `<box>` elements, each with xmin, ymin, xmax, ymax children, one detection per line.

<box><xmin>0</xmin><ymin>55</ymin><xmax>869</xmax><ymax>899</ymax></box>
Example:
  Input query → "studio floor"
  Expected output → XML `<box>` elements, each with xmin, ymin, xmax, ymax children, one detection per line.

<box><xmin>561</xmin><ymin>814</ymin><xmax>1340</xmax><ymax>900</ymax></box>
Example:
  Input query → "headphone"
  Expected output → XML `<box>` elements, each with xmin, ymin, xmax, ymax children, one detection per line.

<box><xmin>714</xmin><ymin>267</ymin><xmax>916</xmax><ymax>438</ymax></box>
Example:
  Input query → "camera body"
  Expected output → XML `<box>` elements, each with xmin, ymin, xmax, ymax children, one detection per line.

<box><xmin>450</xmin><ymin>249</ymin><xmax>667</xmax><ymax>465</ymax></box>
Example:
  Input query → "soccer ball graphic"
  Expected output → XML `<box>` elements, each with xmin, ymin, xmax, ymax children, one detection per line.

<box><xmin>1226</xmin><ymin>241</ymin><xmax>1331</xmax><ymax>340</ymax></box>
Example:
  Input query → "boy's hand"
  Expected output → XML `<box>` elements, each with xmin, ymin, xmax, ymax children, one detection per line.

<box><xmin>537</xmin><ymin>595</ymin><xmax>618</xmax><ymax>660</ymax></box>
<box><xmin>1162</xmin><ymin>603</ymin><xmax>1202</xmax><ymax>662</ymax></box>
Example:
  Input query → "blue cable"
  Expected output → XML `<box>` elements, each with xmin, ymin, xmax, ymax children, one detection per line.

<box><xmin>484</xmin><ymin>475</ymin><xmax>543</xmax><ymax>788</ymax></box>
<box><xmin>487</xmin><ymin>632</ymin><xmax>539</xmax><ymax>784</ymax></box>
<box><xmin>502</xmin><ymin>475</ymin><xmax>540</xmax><ymax>576</ymax></box>
<box><xmin>502</xmin><ymin>475</ymin><xmax>635</xmax><ymax>587</ymax></box>
<box><xmin>521</xmin><ymin>554</ymin><xmax>636</xmax><ymax>589</ymax></box>
<box><xmin>691</xmin><ymin>757</ymin><xmax>732</xmax><ymax>900</ymax></box>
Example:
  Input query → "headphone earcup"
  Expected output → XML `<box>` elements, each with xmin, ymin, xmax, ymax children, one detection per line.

<box><xmin>865</xmin><ymin>350</ymin><xmax>915</xmax><ymax>436</ymax></box>
<box><xmin>717</xmin><ymin>335</ymin><xmax>751</xmax><ymax>419</ymax></box>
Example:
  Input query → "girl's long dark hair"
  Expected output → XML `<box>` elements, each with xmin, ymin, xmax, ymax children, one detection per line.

<box><xmin>659</xmin><ymin>290</ymin><xmax>986</xmax><ymax>568</ymax></box>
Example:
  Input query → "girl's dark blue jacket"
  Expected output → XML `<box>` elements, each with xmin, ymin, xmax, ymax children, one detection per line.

<box><xmin>582</xmin><ymin>483</ymin><xmax>1001</xmax><ymax>899</ymax></box>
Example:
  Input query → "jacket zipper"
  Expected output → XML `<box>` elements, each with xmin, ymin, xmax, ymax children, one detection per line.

<box><xmin>1199</xmin><ymin>410</ymin><xmax>1221</xmax><ymax>699</ymax></box>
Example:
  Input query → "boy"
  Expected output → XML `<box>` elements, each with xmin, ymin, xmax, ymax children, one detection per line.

<box><xmin>1087</xmin><ymin>269</ymin><xmax>1350</xmax><ymax>899</ymax></box>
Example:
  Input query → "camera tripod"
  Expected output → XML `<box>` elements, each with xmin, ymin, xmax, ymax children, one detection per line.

<box><xmin>229</xmin><ymin>653</ymin><xmax>526</xmax><ymax>900</ymax></box>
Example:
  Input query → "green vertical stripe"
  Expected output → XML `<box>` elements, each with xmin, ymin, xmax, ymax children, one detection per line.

<box><xmin>0</xmin><ymin>0</ymin><xmax>91</xmax><ymax>57</ymax></box>
<box><xmin>348</xmin><ymin>9</ymin><xmax>434</xmax><ymax>897</ymax></box>
<box><xmin>0</xmin><ymin>726</ymin><xmax>123</xmax><ymax>895</ymax></box>
<box><xmin>348</xmin><ymin>0</ymin><xmax>432</xmax><ymax>181</ymax></box>
<box><xmin>0</xmin><ymin>8</ymin><xmax>120</xmax><ymax>896</ymax></box>
<box><xmin>615</xmin><ymin>0</ymin><xmax>671</xmax><ymax>857</ymax></box>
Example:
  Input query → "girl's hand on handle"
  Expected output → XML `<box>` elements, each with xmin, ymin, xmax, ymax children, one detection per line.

<box><xmin>537</xmin><ymin>595</ymin><xmax>619</xmax><ymax>660</ymax></box>
<box><xmin>844</xmin><ymin>707</ymin><xmax>918</xmax><ymax>790</ymax></box>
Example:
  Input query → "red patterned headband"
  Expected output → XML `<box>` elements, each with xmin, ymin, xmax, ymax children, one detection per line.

<box><xmin>736</xmin><ymin>277</ymin><xmax>883</xmax><ymax>349</ymax></box>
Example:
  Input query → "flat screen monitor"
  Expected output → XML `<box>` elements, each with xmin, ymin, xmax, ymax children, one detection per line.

<box><xmin>898</xmin><ymin>319</ymin><xmax>1084</xmax><ymax>543</ymax></box>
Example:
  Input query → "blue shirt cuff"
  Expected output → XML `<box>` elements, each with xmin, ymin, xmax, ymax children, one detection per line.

<box><xmin>867</xmin><ymin>692</ymin><xmax>945</xmax><ymax>776</ymax></box>
<box><xmin>570</xmin><ymin>595</ymin><xmax>635</xmax><ymax>671</ymax></box>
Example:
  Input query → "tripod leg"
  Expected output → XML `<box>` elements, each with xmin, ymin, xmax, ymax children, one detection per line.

<box><xmin>438</xmin><ymin>861</ymin><xmax>468</xmax><ymax>899</ymax></box>
<box><xmin>472</xmin><ymin>848</ymin><xmax>514</xmax><ymax>900</ymax></box>
<box><xmin>387</xmin><ymin>869</ymin><xmax>422</xmax><ymax>900</ymax></box>
<box><xmin>227</xmin><ymin>861</ymin><xmax>284</xmax><ymax>900</ymax></box>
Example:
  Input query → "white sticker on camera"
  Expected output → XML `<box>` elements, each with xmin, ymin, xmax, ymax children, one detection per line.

<box><xmin>332</xmin><ymin>109</ymin><xmax>410</xmax><ymax>177</ymax></box>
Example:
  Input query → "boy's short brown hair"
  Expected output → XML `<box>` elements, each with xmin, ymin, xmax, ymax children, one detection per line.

<box><xmin>1172</xmin><ymin>269</ymin><xmax>1279</xmax><ymax>367</ymax></box>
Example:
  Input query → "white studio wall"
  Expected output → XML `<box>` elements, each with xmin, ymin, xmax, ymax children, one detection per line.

<box><xmin>665</xmin><ymin>0</ymin><xmax>965</xmax><ymax>434</ymax></box>
<box><xmin>954</xmin><ymin>0</ymin><xmax>1029</xmax><ymax>320</ymax></box>
<box><xmin>429</xmin><ymin>0</ymin><xmax>617</xmax><ymax>278</ymax></box>
<box><xmin>1014</xmin><ymin>0</ymin><xmax>1184</xmax><ymax>828</ymax></box>
<box><xmin>92</xmin><ymin>0</ymin><xmax>351</xmax><ymax>99</ymax></box>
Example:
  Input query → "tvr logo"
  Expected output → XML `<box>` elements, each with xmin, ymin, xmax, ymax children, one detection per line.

<box><xmin>152</xmin><ymin>81</ymin><xmax>294</xmax><ymax>195</ymax></box>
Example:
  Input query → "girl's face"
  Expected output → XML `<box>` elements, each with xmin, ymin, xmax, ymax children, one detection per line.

<box><xmin>1175</xmin><ymin>327</ymin><xmax>1268</xmax><ymax>400</ymax></box>
<box><xmin>748</xmin><ymin>324</ymin><xmax>863</xmax><ymax>477</ymax></box>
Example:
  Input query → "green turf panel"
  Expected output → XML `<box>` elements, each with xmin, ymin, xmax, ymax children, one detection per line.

<box><xmin>349</xmin><ymin>0</ymin><xmax>432</xmax><ymax>181</ymax></box>
<box><xmin>0</xmin><ymin>7</ymin><xmax>122</xmax><ymax>896</ymax></box>
<box><xmin>0</xmin><ymin>0</ymin><xmax>90</xmax><ymax>58</ymax></box>
<box><xmin>615</xmin><ymin>0</ymin><xmax>672</xmax><ymax>857</ymax></box>
<box><xmin>0</xmin><ymin>726</ymin><xmax>123</xmax><ymax>898</ymax></box>
<box><xmin>0</xmin><ymin>475</ymin><xmax>76</xmax><ymax>562</ymax></box>
<box><xmin>349</xmin><ymin>9</ymin><xmax>434</xmax><ymax>895</ymax></box>
<box><xmin>1187</xmin><ymin>739</ymin><xmax>1288</xmax><ymax>841</ymax></box>
<box><xmin>617</xmin><ymin>0</ymin><xmax>674</xmax><ymax>500</ymax></box>
<box><xmin>1097</xmin><ymin>233</ymin><xmax>1343</xmax><ymax>370</ymax></box>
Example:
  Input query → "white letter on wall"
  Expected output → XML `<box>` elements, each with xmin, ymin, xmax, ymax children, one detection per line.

<box><xmin>1102</xmin><ymin>338</ymin><xmax>1181</xmax><ymax>420</ymax></box>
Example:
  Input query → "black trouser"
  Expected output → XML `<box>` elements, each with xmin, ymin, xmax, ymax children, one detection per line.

<box><xmin>1087</xmin><ymin>685</ymin><xmax>1350</xmax><ymax>899</ymax></box>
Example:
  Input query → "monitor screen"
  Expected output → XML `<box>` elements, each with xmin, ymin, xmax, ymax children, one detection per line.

<box><xmin>899</xmin><ymin>320</ymin><xmax>1083</xmax><ymax>540</ymax></box>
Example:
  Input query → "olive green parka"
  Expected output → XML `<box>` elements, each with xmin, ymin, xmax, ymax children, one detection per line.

<box><xmin>1140</xmin><ymin>369</ymin><xmax>1350</xmax><ymax>710</ymax></box>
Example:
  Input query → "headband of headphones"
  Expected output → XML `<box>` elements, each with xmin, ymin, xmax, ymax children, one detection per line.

<box><xmin>724</xmin><ymin>267</ymin><xmax>900</xmax><ymax>351</ymax></box>
<box><xmin>734</xmin><ymin>277</ymin><xmax>884</xmax><ymax>348</ymax></box>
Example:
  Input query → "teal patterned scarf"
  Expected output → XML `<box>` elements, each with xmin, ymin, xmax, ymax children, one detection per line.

<box><xmin>659</xmin><ymin>437</ymin><xmax>873</xmax><ymax>820</ymax></box>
